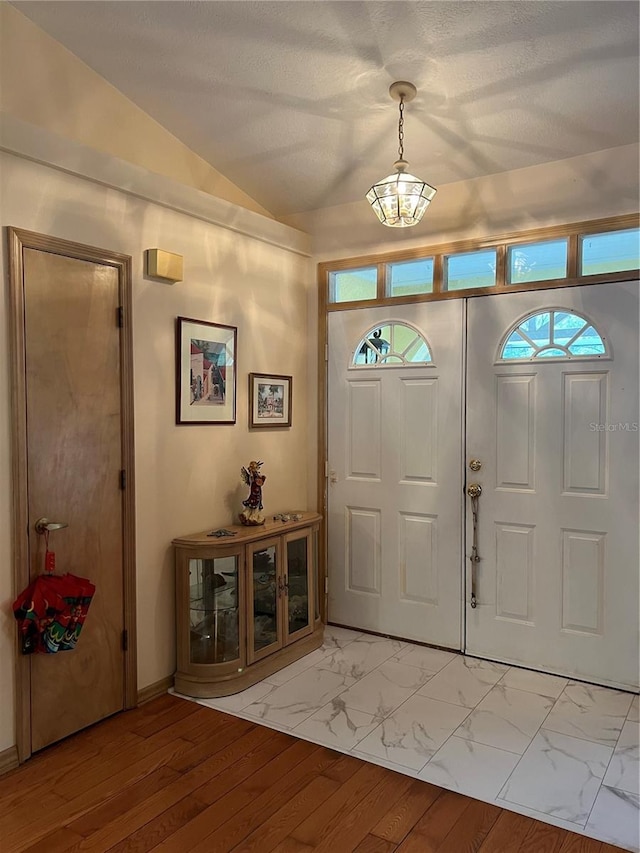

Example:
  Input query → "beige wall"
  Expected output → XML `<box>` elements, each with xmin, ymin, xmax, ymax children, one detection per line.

<box><xmin>0</xmin><ymin>2</ymin><xmax>273</xmax><ymax>219</ymax></box>
<box><xmin>0</xmin><ymin>150</ymin><xmax>312</xmax><ymax>753</ymax></box>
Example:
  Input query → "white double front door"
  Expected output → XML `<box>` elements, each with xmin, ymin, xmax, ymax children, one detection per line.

<box><xmin>327</xmin><ymin>283</ymin><xmax>639</xmax><ymax>689</ymax></box>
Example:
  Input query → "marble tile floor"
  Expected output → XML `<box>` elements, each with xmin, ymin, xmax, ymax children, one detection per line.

<box><xmin>174</xmin><ymin>625</ymin><xmax>640</xmax><ymax>852</ymax></box>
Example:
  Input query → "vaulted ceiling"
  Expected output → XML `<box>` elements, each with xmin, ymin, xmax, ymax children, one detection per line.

<box><xmin>14</xmin><ymin>1</ymin><xmax>640</xmax><ymax>218</ymax></box>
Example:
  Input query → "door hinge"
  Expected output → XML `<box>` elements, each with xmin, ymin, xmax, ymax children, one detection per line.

<box><xmin>325</xmin><ymin>343</ymin><xmax>329</xmax><ymax>362</ymax></box>
<box><xmin>324</xmin><ymin>577</ymin><xmax>328</xmax><ymax>594</ymax></box>
<box><xmin>122</xmin><ymin>629</ymin><xmax>128</xmax><ymax>652</ymax></box>
<box><xmin>116</xmin><ymin>306</ymin><xmax>124</xmax><ymax>327</ymax></box>
<box><xmin>120</xmin><ymin>469</ymin><xmax>126</xmax><ymax>490</ymax></box>
<box><xmin>324</xmin><ymin>461</ymin><xmax>329</xmax><ymax>477</ymax></box>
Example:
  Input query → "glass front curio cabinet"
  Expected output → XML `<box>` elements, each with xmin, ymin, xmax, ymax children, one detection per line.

<box><xmin>174</xmin><ymin>512</ymin><xmax>322</xmax><ymax>697</ymax></box>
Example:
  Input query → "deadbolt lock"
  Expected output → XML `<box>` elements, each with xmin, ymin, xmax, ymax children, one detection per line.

<box><xmin>469</xmin><ymin>459</ymin><xmax>482</xmax><ymax>471</ymax></box>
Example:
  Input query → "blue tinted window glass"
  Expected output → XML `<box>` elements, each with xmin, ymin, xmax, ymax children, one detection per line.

<box><xmin>581</xmin><ymin>228</ymin><xmax>640</xmax><ymax>275</ymax></box>
<box><xmin>519</xmin><ymin>312</ymin><xmax>551</xmax><ymax>347</ymax></box>
<box><xmin>388</xmin><ymin>259</ymin><xmax>434</xmax><ymax>297</ymax></box>
<box><xmin>568</xmin><ymin>326</ymin><xmax>606</xmax><ymax>356</ymax></box>
<box><xmin>500</xmin><ymin>310</ymin><xmax>607</xmax><ymax>360</ymax></box>
<box><xmin>552</xmin><ymin>313</ymin><xmax>587</xmax><ymax>346</ymax></box>
<box><xmin>330</xmin><ymin>267</ymin><xmax>377</xmax><ymax>303</ymax></box>
<box><xmin>503</xmin><ymin>331</ymin><xmax>535</xmax><ymax>359</ymax></box>
<box><xmin>508</xmin><ymin>239</ymin><xmax>568</xmax><ymax>284</ymax></box>
<box><xmin>404</xmin><ymin>339</ymin><xmax>432</xmax><ymax>363</ymax></box>
<box><xmin>445</xmin><ymin>250</ymin><xmax>496</xmax><ymax>291</ymax></box>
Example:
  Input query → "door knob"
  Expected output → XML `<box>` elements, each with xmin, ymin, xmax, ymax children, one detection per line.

<box><xmin>34</xmin><ymin>517</ymin><xmax>69</xmax><ymax>535</ymax></box>
<box><xmin>466</xmin><ymin>483</ymin><xmax>482</xmax><ymax>499</ymax></box>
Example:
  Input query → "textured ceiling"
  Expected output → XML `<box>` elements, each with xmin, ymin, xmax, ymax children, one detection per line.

<box><xmin>14</xmin><ymin>1</ymin><xmax>640</xmax><ymax>218</ymax></box>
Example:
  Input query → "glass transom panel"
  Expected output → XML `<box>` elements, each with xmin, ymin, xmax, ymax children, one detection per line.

<box><xmin>352</xmin><ymin>322</ymin><xmax>433</xmax><ymax>367</ymax></box>
<box><xmin>330</xmin><ymin>267</ymin><xmax>377</xmax><ymax>303</ymax></box>
<box><xmin>580</xmin><ymin>228</ymin><xmax>640</xmax><ymax>276</ymax></box>
<box><xmin>508</xmin><ymin>239</ymin><xmax>568</xmax><ymax>284</ymax></box>
<box><xmin>445</xmin><ymin>249</ymin><xmax>497</xmax><ymax>291</ymax></box>
<box><xmin>500</xmin><ymin>310</ymin><xmax>607</xmax><ymax>360</ymax></box>
<box><xmin>387</xmin><ymin>258</ymin><xmax>434</xmax><ymax>297</ymax></box>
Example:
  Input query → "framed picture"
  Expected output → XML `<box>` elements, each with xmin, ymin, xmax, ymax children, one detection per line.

<box><xmin>249</xmin><ymin>373</ymin><xmax>292</xmax><ymax>428</ymax></box>
<box><xmin>176</xmin><ymin>316</ymin><xmax>237</xmax><ymax>424</ymax></box>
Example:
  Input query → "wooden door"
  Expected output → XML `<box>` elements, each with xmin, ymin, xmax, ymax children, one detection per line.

<box><xmin>327</xmin><ymin>302</ymin><xmax>464</xmax><ymax>649</ymax></box>
<box><xmin>465</xmin><ymin>283</ymin><xmax>639</xmax><ymax>689</ymax></box>
<box><xmin>9</xmin><ymin>229</ymin><xmax>136</xmax><ymax>758</ymax></box>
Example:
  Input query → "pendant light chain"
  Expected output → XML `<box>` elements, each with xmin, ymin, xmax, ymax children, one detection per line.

<box><xmin>398</xmin><ymin>96</ymin><xmax>405</xmax><ymax>160</ymax></box>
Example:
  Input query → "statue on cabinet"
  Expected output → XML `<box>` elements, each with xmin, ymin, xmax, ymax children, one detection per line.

<box><xmin>240</xmin><ymin>460</ymin><xmax>266</xmax><ymax>525</ymax></box>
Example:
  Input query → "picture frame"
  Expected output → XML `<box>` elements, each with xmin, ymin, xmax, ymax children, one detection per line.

<box><xmin>249</xmin><ymin>373</ymin><xmax>292</xmax><ymax>428</ymax></box>
<box><xmin>176</xmin><ymin>316</ymin><xmax>237</xmax><ymax>424</ymax></box>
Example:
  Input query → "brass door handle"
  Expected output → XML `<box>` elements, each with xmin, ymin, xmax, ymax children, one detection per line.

<box><xmin>467</xmin><ymin>484</ymin><xmax>482</xmax><ymax>608</ymax></box>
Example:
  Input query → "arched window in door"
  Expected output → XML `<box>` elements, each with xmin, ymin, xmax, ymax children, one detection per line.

<box><xmin>499</xmin><ymin>309</ymin><xmax>608</xmax><ymax>361</ymax></box>
<box><xmin>352</xmin><ymin>321</ymin><xmax>433</xmax><ymax>367</ymax></box>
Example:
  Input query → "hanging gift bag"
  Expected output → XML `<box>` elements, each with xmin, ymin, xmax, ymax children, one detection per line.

<box><xmin>13</xmin><ymin>573</ymin><xmax>96</xmax><ymax>654</ymax></box>
<box><xmin>12</xmin><ymin>532</ymin><xmax>96</xmax><ymax>654</ymax></box>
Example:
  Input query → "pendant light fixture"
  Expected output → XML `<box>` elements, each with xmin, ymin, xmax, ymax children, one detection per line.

<box><xmin>366</xmin><ymin>81</ymin><xmax>436</xmax><ymax>227</ymax></box>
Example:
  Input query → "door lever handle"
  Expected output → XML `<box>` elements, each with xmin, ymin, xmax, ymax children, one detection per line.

<box><xmin>34</xmin><ymin>517</ymin><xmax>69</xmax><ymax>535</ymax></box>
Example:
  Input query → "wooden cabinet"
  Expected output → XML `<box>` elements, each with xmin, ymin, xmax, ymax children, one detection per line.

<box><xmin>174</xmin><ymin>512</ymin><xmax>322</xmax><ymax>697</ymax></box>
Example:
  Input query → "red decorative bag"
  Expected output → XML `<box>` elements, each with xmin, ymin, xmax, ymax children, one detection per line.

<box><xmin>13</xmin><ymin>573</ymin><xmax>95</xmax><ymax>654</ymax></box>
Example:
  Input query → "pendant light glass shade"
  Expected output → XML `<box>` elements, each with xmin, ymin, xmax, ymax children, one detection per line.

<box><xmin>366</xmin><ymin>160</ymin><xmax>436</xmax><ymax>228</ymax></box>
<box><xmin>366</xmin><ymin>81</ymin><xmax>436</xmax><ymax>228</ymax></box>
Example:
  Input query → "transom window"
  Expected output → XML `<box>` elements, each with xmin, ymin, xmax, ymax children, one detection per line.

<box><xmin>499</xmin><ymin>310</ymin><xmax>607</xmax><ymax>361</ymax></box>
<box><xmin>352</xmin><ymin>322</ymin><xmax>433</xmax><ymax>367</ymax></box>
<box><xmin>323</xmin><ymin>215</ymin><xmax>639</xmax><ymax>307</ymax></box>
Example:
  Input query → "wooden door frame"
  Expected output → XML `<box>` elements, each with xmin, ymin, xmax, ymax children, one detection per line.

<box><xmin>7</xmin><ymin>227</ymin><xmax>137</xmax><ymax>762</ymax></box>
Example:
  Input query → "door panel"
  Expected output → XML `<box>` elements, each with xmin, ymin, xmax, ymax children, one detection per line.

<box><xmin>327</xmin><ymin>302</ymin><xmax>464</xmax><ymax>648</ymax></box>
<box><xmin>23</xmin><ymin>248</ymin><xmax>126</xmax><ymax>751</ymax></box>
<box><xmin>465</xmin><ymin>283</ymin><xmax>639</xmax><ymax>689</ymax></box>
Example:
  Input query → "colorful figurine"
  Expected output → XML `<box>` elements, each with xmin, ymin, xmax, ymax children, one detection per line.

<box><xmin>240</xmin><ymin>460</ymin><xmax>266</xmax><ymax>526</ymax></box>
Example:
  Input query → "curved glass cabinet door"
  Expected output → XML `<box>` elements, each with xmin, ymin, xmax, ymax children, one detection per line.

<box><xmin>189</xmin><ymin>555</ymin><xmax>239</xmax><ymax>664</ymax></box>
<box><xmin>286</xmin><ymin>534</ymin><xmax>311</xmax><ymax>638</ymax></box>
<box><xmin>313</xmin><ymin>528</ymin><xmax>320</xmax><ymax>621</ymax></box>
<box><xmin>251</xmin><ymin>543</ymin><xmax>280</xmax><ymax>658</ymax></box>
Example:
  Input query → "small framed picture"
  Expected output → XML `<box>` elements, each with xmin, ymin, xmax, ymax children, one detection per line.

<box><xmin>176</xmin><ymin>317</ymin><xmax>237</xmax><ymax>424</ymax></box>
<box><xmin>249</xmin><ymin>373</ymin><xmax>292</xmax><ymax>428</ymax></box>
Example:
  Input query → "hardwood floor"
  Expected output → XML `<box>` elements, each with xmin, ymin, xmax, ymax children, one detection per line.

<box><xmin>0</xmin><ymin>694</ymin><xmax>626</xmax><ymax>853</ymax></box>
